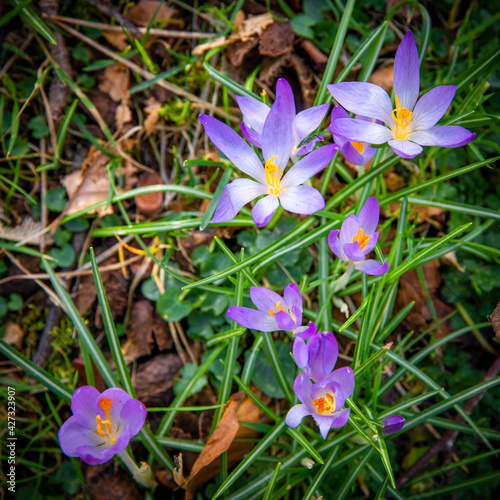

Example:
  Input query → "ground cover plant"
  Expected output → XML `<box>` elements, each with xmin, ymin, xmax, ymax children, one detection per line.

<box><xmin>1</xmin><ymin>0</ymin><xmax>500</xmax><ymax>498</ymax></box>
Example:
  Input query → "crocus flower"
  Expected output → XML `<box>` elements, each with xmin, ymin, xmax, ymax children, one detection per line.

<box><xmin>58</xmin><ymin>386</ymin><xmax>147</xmax><ymax>465</ymax></box>
<box><xmin>328</xmin><ymin>31</ymin><xmax>475</xmax><ymax>158</ymax></box>
<box><xmin>381</xmin><ymin>415</ymin><xmax>406</xmax><ymax>435</ymax></box>
<box><xmin>199</xmin><ymin>99</ymin><xmax>338</xmax><ymax>227</ymax></box>
<box><xmin>328</xmin><ymin>196</ymin><xmax>390</xmax><ymax>275</ymax></box>
<box><xmin>236</xmin><ymin>78</ymin><xmax>329</xmax><ymax>156</ymax></box>
<box><xmin>286</xmin><ymin>368</ymin><xmax>354</xmax><ymax>439</ymax></box>
<box><xmin>227</xmin><ymin>283</ymin><xmax>311</xmax><ymax>334</ymax></box>
<box><xmin>330</xmin><ymin>106</ymin><xmax>377</xmax><ymax>165</ymax></box>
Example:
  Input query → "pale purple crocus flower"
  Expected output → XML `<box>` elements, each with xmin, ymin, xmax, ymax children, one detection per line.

<box><xmin>236</xmin><ymin>78</ymin><xmax>329</xmax><ymax>157</ymax></box>
<box><xmin>328</xmin><ymin>196</ymin><xmax>390</xmax><ymax>275</ymax></box>
<box><xmin>199</xmin><ymin>99</ymin><xmax>338</xmax><ymax>227</ymax></box>
<box><xmin>381</xmin><ymin>415</ymin><xmax>406</xmax><ymax>435</ymax></box>
<box><xmin>330</xmin><ymin>106</ymin><xmax>377</xmax><ymax>165</ymax></box>
<box><xmin>328</xmin><ymin>31</ymin><xmax>475</xmax><ymax>159</ymax></box>
<box><xmin>58</xmin><ymin>386</ymin><xmax>146</xmax><ymax>465</ymax></box>
<box><xmin>227</xmin><ymin>283</ymin><xmax>313</xmax><ymax>335</ymax></box>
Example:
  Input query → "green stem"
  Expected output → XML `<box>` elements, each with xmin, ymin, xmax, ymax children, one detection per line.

<box><xmin>117</xmin><ymin>450</ymin><xmax>157</xmax><ymax>489</ymax></box>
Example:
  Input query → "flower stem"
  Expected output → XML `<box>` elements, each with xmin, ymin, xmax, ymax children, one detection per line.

<box><xmin>332</xmin><ymin>262</ymin><xmax>355</xmax><ymax>316</ymax></box>
<box><xmin>117</xmin><ymin>450</ymin><xmax>157</xmax><ymax>489</ymax></box>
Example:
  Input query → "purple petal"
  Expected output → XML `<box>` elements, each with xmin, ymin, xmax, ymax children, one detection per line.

<box><xmin>283</xmin><ymin>283</ymin><xmax>302</xmax><ymax>311</ymax></box>
<box><xmin>293</xmin><ymin>337</ymin><xmax>309</xmax><ymax>370</ymax></box>
<box><xmin>58</xmin><ymin>416</ymin><xmax>99</xmax><ymax>457</ymax></box>
<box><xmin>330</xmin><ymin>408</ymin><xmax>350</xmax><ymax>428</ymax></box>
<box><xmin>95</xmin><ymin>388</ymin><xmax>131</xmax><ymax>423</ymax></box>
<box><xmin>330</xmin><ymin>119</ymin><xmax>393</xmax><ymax>144</ymax></box>
<box><xmin>327</xmin><ymin>82</ymin><xmax>395</xmax><ymax>125</ymax></box>
<box><xmin>282</xmin><ymin>144</ymin><xmax>338</xmax><ymax>188</ymax></box>
<box><xmin>411</xmin><ymin>86</ymin><xmax>457</xmax><ymax>130</ymax></box>
<box><xmin>295</xmin><ymin>134</ymin><xmax>324</xmax><ymax>156</ymax></box>
<box><xmin>249</xmin><ymin>286</ymin><xmax>284</xmax><ymax>314</ymax></box>
<box><xmin>341</xmin><ymin>141</ymin><xmax>376</xmax><ymax>166</ymax></box>
<box><xmin>355</xmin><ymin>259</ymin><xmax>390</xmax><ymax>275</ymax></box>
<box><xmin>328</xmin><ymin>230</ymin><xmax>344</xmax><ymax>260</ymax></box>
<box><xmin>381</xmin><ymin>415</ymin><xmax>406</xmax><ymax>435</ymax></box>
<box><xmin>328</xmin><ymin>367</ymin><xmax>355</xmax><ymax>398</ymax></box>
<box><xmin>308</xmin><ymin>332</ymin><xmax>339</xmax><ymax>382</ymax></box>
<box><xmin>388</xmin><ymin>139</ymin><xmax>423</xmax><ymax>158</ymax></box>
<box><xmin>71</xmin><ymin>386</ymin><xmax>99</xmax><ymax>429</ymax></box>
<box><xmin>199</xmin><ymin>114</ymin><xmax>265</xmax><ymax>183</ymax></box>
<box><xmin>293</xmin><ymin>104</ymin><xmax>329</xmax><ymax>148</ymax></box>
<box><xmin>252</xmin><ymin>195</ymin><xmax>279</xmax><ymax>227</ymax></box>
<box><xmin>409</xmin><ymin>126</ymin><xmax>476</xmax><ymax>148</ymax></box>
<box><xmin>235</xmin><ymin>95</ymin><xmax>269</xmax><ymax>134</ymax></box>
<box><xmin>339</xmin><ymin>214</ymin><xmax>361</xmax><ymax>246</ymax></box>
<box><xmin>76</xmin><ymin>444</ymin><xmax>115</xmax><ymax>465</ymax></box>
<box><xmin>394</xmin><ymin>31</ymin><xmax>420</xmax><ymax>111</ymax></box>
<box><xmin>274</xmin><ymin>310</ymin><xmax>297</xmax><ymax>332</ymax></box>
<box><xmin>331</xmin><ymin>105</ymin><xmax>349</xmax><ymax>121</ymax></box>
<box><xmin>286</xmin><ymin>404</ymin><xmax>311</xmax><ymax>428</ymax></box>
<box><xmin>293</xmin><ymin>321</ymin><xmax>317</xmax><ymax>339</ymax></box>
<box><xmin>261</xmin><ymin>98</ymin><xmax>293</xmax><ymax>171</ymax></box>
<box><xmin>357</xmin><ymin>197</ymin><xmax>380</xmax><ymax>235</ymax></box>
<box><xmin>212</xmin><ymin>179</ymin><xmax>267</xmax><ymax>223</ymax></box>
<box><xmin>240</xmin><ymin>121</ymin><xmax>262</xmax><ymax>148</ymax></box>
<box><xmin>106</xmin><ymin>425</ymin><xmax>131</xmax><ymax>455</ymax></box>
<box><xmin>275</xmin><ymin>78</ymin><xmax>296</xmax><ymax>120</ymax></box>
<box><xmin>294</xmin><ymin>372</ymin><xmax>313</xmax><ymax>406</ymax></box>
<box><xmin>343</xmin><ymin>241</ymin><xmax>366</xmax><ymax>262</ymax></box>
<box><xmin>226</xmin><ymin>306</ymin><xmax>277</xmax><ymax>332</ymax></box>
<box><xmin>279</xmin><ymin>185</ymin><xmax>325</xmax><ymax>215</ymax></box>
<box><xmin>120</xmin><ymin>399</ymin><xmax>147</xmax><ymax>437</ymax></box>
<box><xmin>314</xmin><ymin>414</ymin><xmax>335</xmax><ymax>440</ymax></box>
<box><xmin>362</xmin><ymin>232</ymin><xmax>379</xmax><ymax>255</ymax></box>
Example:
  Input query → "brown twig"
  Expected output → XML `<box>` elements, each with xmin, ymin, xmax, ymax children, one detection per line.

<box><xmin>86</xmin><ymin>0</ymin><xmax>142</xmax><ymax>39</ymax></box>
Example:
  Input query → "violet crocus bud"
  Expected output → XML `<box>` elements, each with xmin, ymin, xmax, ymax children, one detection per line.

<box><xmin>381</xmin><ymin>415</ymin><xmax>406</xmax><ymax>435</ymax></box>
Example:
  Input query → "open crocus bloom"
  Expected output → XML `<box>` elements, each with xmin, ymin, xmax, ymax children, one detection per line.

<box><xmin>58</xmin><ymin>386</ymin><xmax>146</xmax><ymax>465</ymax></box>
<box><xmin>236</xmin><ymin>78</ymin><xmax>329</xmax><ymax>156</ymax></box>
<box><xmin>328</xmin><ymin>196</ymin><xmax>389</xmax><ymax>275</ymax></box>
<box><xmin>227</xmin><ymin>283</ymin><xmax>308</xmax><ymax>333</ymax></box>
<box><xmin>381</xmin><ymin>415</ymin><xmax>406</xmax><ymax>435</ymax></box>
<box><xmin>286</xmin><ymin>367</ymin><xmax>354</xmax><ymax>439</ymax></box>
<box><xmin>199</xmin><ymin>98</ymin><xmax>338</xmax><ymax>227</ymax></box>
<box><xmin>327</xmin><ymin>31</ymin><xmax>475</xmax><ymax>159</ymax></box>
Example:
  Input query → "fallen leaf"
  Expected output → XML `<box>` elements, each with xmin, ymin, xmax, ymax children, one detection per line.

<box><xmin>0</xmin><ymin>217</ymin><xmax>51</xmax><ymax>245</ymax></box>
<box><xmin>116</xmin><ymin>101</ymin><xmax>132</xmax><ymax>130</ymax></box>
<box><xmin>134</xmin><ymin>172</ymin><xmax>164</xmax><ymax>214</ymax></box>
<box><xmin>144</xmin><ymin>97</ymin><xmax>162</xmax><ymax>133</ymax></box>
<box><xmin>3</xmin><ymin>322</ymin><xmax>24</xmax><ymax>349</ymax></box>
<box><xmin>441</xmin><ymin>251</ymin><xmax>465</xmax><ymax>272</ymax></box>
<box><xmin>227</xmin><ymin>37</ymin><xmax>259</xmax><ymax>66</ymax></box>
<box><xmin>258</xmin><ymin>21</ymin><xmax>294</xmax><ymax>57</ymax></box>
<box><xmin>489</xmin><ymin>303</ymin><xmax>500</xmax><ymax>339</ymax></box>
<box><xmin>102</xmin><ymin>31</ymin><xmax>129</xmax><ymax>52</ymax></box>
<box><xmin>123</xmin><ymin>300</ymin><xmax>155</xmax><ymax>362</ymax></box>
<box><xmin>369</xmin><ymin>62</ymin><xmax>394</xmax><ymax>94</ymax></box>
<box><xmin>86</xmin><ymin>464</ymin><xmax>141</xmax><ymax>499</ymax></box>
<box><xmin>125</xmin><ymin>0</ymin><xmax>176</xmax><ymax>27</ymax></box>
<box><xmin>98</xmin><ymin>63</ymin><xmax>130</xmax><ymax>103</ymax></box>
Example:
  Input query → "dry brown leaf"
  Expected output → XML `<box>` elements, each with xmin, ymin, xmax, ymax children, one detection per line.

<box><xmin>3</xmin><ymin>323</ymin><xmax>24</xmax><ymax>349</ymax></box>
<box><xmin>98</xmin><ymin>63</ymin><xmax>130</xmax><ymax>102</ymax></box>
<box><xmin>258</xmin><ymin>21</ymin><xmax>294</xmax><ymax>57</ymax></box>
<box><xmin>0</xmin><ymin>217</ymin><xmax>51</xmax><ymax>245</ymax></box>
<box><xmin>125</xmin><ymin>0</ymin><xmax>176</xmax><ymax>27</ymax></box>
<box><xmin>441</xmin><ymin>251</ymin><xmax>465</xmax><ymax>272</ymax></box>
<box><xmin>123</xmin><ymin>300</ymin><xmax>155</xmax><ymax>362</ymax></box>
<box><xmin>116</xmin><ymin>100</ymin><xmax>132</xmax><ymax>130</ymax></box>
<box><xmin>134</xmin><ymin>172</ymin><xmax>164</xmax><ymax>214</ymax></box>
<box><xmin>102</xmin><ymin>31</ymin><xmax>129</xmax><ymax>51</ymax></box>
<box><xmin>489</xmin><ymin>303</ymin><xmax>500</xmax><ymax>339</ymax></box>
<box><xmin>369</xmin><ymin>62</ymin><xmax>394</xmax><ymax>94</ymax></box>
<box><xmin>144</xmin><ymin>97</ymin><xmax>162</xmax><ymax>133</ymax></box>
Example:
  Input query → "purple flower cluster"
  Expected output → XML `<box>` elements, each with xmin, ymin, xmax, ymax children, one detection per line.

<box><xmin>287</xmin><ymin>331</ymin><xmax>354</xmax><ymax>439</ymax></box>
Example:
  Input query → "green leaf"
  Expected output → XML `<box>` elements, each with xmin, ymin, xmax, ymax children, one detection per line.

<box><xmin>7</xmin><ymin>293</ymin><xmax>23</xmax><ymax>311</ymax></box>
<box><xmin>45</xmin><ymin>186</ymin><xmax>67</xmax><ymax>212</ymax></box>
<box><xmin>173</xmin><ymin>363</ymin><xmax>207</xmax><ymax>397</ymax></box>
<box><xmin>28</xmin><ymin>115</ymin><xmax>49</xmax><ymax>138</ymax></box>
<box><xmin>156</xmin><ymin>288</ymin><xmax>193</xmax><ymax>322</ymax></box>
<box><xmin>48</xmin><ymin>243</ymin><xmax>76</xmax><ymax>268</ymax></box>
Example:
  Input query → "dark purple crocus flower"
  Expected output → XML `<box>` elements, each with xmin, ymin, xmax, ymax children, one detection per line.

<box><xmin>227</xmin><ymin>283</ymin><xmax>313</xmax><ymax>335</ymax></box>
<box><xmin>381</xmin><ymin>415</ymin><xmax>406</xmax><ymax>435</ymax></box>
<box><xmin>330</xmin><ymin>106</ymin><xmax>377</xmax><ymax>165</ymax></box>
<box><xmin>286</xmin><ymin>367</ymin><xmax>354</xmax><ymax>439</ymax></box>
<box><xmin>328</xmin><ymin>196</ymin><xmax>390</xmax><ymax>275</ymax></box>
<box><xmin>199</xmin><ymin>98</ymin><xmax>338</xmax><ymax>227</ymax></box>
<box><xmin>327</xmin><ymin>31</ymin><xmax>475</xmax><ymax>158</ymax></box>
<box><xmin>58</xmin><ymin>386</ymin><xmax>146</xmax><ymax>465</ymax></box>
<box><xmin>236</xmin><ymin>79</ymin><xmax>329</xmax><ymax>157</ymax></box>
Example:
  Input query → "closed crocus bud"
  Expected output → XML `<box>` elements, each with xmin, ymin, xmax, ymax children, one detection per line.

<box><xmin>381</xmin><ymin>415</ymin><xmax>406</xmax><ymax>435</ymax></box>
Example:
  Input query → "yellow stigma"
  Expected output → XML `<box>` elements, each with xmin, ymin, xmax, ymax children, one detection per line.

<box><xmin>352</xmin><ymin>228</ymin><xmax>370</xmax><ymax>251</ymax></box>
<box><xmin>391</xmin><ymin>95</ymin><xmax>413</xmax><ymax>140</ymax></box>
<box><xmin>312</xmin><ymin>393</ymin><xmax>336</xmax><ymax>415</ymax></box>
<box><xmin>95</xmin><ymin>397</ymin><xmax>118</xmax><ymax>444</ymax></box>
<box><xmin>351</xmin><ymin>141</ymin><xmax>365</xmax><ymax>154</ymax></box>
<box><xmin>264</xmin><ymin>155</ymin><xmax>283</xmax><ymax>196</ymax></box>
<box><xmin>268</xmin><ymin>301</ymin><xmax>297</xmax><ymax>324</ymax></box>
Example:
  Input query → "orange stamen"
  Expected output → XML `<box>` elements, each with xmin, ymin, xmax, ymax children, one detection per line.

<box><xmin>312</xmin><ymin>393</ymin><xmax>336</xmax><ymax>415</ymax></box>
<box><xmin>264</xmin><ymin>155</ymin><xmax>283</xmax><ymax>196</ymax></box>
<box><xmin>352</xmin><ymin>228</ymin><xmax>370</xmax><ymax>251</ymax></box>
<box><xmin>351</xmin><ymin>141</ymin><xmax>364</xmax><ymax>154</ymax></box>
<box><xmin>391</xmin><ymin>95</ymin><xmax>413</xmax><ymax>140</ymax></box>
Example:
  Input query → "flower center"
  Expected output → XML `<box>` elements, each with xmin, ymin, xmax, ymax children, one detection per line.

<box><xmin>95</xmin><ymin>397</ymin><xmax>119</xmax><ymax>444</ymax></box>
<box><xmin>264</xmin><ymin>155</ymin><xmax>283</xmax><ymax>196</ymax></box>
<box><xmin>268</xmin><ymin>301</ymin><xmax>297</xmax><ymax>324</ymax></box>
<box><xmin>351</xmin><ymin>141</ymin><xmax>365</xmax><ymax>154</ymax></box>
<box><xmin>391</xmin><ymin>95</ymin><xmax>413</xmax><ymax>140</ymax></box>
<box><xmin>312</xmin><ymin>393</ymin><xmax>336</xmax><ymax>415</ymax></box>
<box><xmin>352</xmin><ymin>228</ymin><xmax>369</xmax><ymax>251</ymax></box>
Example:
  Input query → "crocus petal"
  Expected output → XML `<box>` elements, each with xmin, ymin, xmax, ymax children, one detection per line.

<box><xmin>275</xmin><ymin>78</ymin><xmax>296</xmax><ymax>120</ymax></box>
<box><xmin>355</xmin><ymin>259</ymin><xmax>390</xmax><ymax>275</ymax></box>
<box><xmin>330</xmin><ymin>119</ymin><xmax>393</xmax><ymax>144</ymax></box>
<box><xmin>327</xmin><ymin>230</ymin><xmax>344</xmax><ymax>260</ymax></box>
<box><xmin>295</xmin><ymin>134</ymin><xmax>324</xmax><ymax>156</ymax></box>
<box><xmin>261</xmin><ymin>98</ymin><xmax>293</xmax><ymax>171</ymax></box>
<box><xmin>58</xmin><ymin>417</ymin><xmax>100</xmax><ymax>457</ymax></box>
<box><xmin>328</xmin><ymin>367</ymin><xmax>355</xmax><ymax>398</ymax></box>
<box><xmin>293</xmin><ymin>104</ymin><xmax>329</xmax><ymax>148</ymax></box>
<box><xmin>282</xmin><ymin>144</ymin><xmax>338</xmax><ymax>188</ymax></box>
<box><xmin>330</xmin><ymin>408</ymin><xmax>350</xmax><ymax>428</ymax></box>
<box><xmin>314</xmin><ymin>414</ymin><xmax>335</xmax><ymax>440</ymax></box>
<box><xmin>240</xmin><ymin>121</ymin><xmax>262</xmax><ymax>148</ymax></box>
<box><xmin>294</xmin><ymin>372</ymin><xmax>313</xmax><ymax>406</ymax></box>
<box><xmin>308</xmin><ymin>332</ymin><xmax>339</xmax><ymax>382</ymax></box>
<box><xmin>338</xmin><ymin>214</ymin><xmax>361</xmax><ymax>246</ymax></box>
<box><xmin>381</xmin><ymin>415</ymin><xmax>406</xmax><ymax>435</ymax></box>
<box><xmin>279</xmin><ymin>185</ymin><xmax>325</xmax><ymax>215</ymax></box>
<box><xmin>293</xmin><ymin>321</ymin><xmax>317</xmax><ymax>339</ymax></box>
<box><xmin>357</xmin><ymin>196</ymin><xmax>379</xmax><ymax>235</ymax></box>
<box><xmin>388</xmin><ymin>139</ymin><xmax>423</xmax><ymax>159</ymax></box>
<box><xmin>362</xmin><ymin>232</ymin><xmax>379</xmax><ymax>255</ymax></box>
<box><xmin>226</xmin><ymin>306</ymin><xmax>277</xmax><ymax>332</ymax></box>
<box><xmin>343</xmin><ymin>241</ymin><xmax>366</xmax><ymax>262</ymax></box>
<box><xmin>235</xmin><ymin>95</ymin><xmax>269</xmax><ymax>134</ymax></box>
<box><xmin>71</xmin><ymin>386</ymin><xmax>99</xmax><ymax>429</ymax></box>
<box><xmin>249</xmin><ymin>287</ymin><xmax>284</xmax><ymax>314</ymax></box>
<box><xmin>411</xmin><ymin>86</ymin><xmax>457</xmax><ymax>130</ymax></box>
<box><xmin>283</xmin><ymin>283</ymin><xmax>302</xmax><ymax>311</ymax></box>
<box><xmin>341</xmin><ymin>142</ymin><xmax>368</xmax><ymax>165</ymax></box>
<box><xmin>212</xmin><ymin>179</ymin><xmax>268</xmax><ymax>223</ymax></box>
<box><xmin>106</xmin><ymin>426</ymin><xmax>131</xmax><ymax>455</ymax></box>
<box><xmin>274</xmin><ymin>310</ymin><xmax>297</xmax><ymax>332</ymax></box>
<box><xmin>293</xmin><ymin>337</ymin><xmax>309</xmax><ymax>370</ymax></box>
<box><xmin>77</xmin><ymin>445</ymin><xmax>115</xmax><ymax>465</ymax></box>
<box><xmin>394</xmin><ymin>31</ymin><xmax>420</xmax><ymax>111</ymax></box>
<box><xmin>120</xmin><ymin>399</ymin><xmax>147</xmax><ymax>437</ymax></box>
<box><xmin>252</xmin><ymin>195</ymin><xmax>279</xmax><ymax>227</ymax></box>
<box><xmin>199</xmin><ymin>114</ymin><xmax>265</xmax><ymax>183</ymax></box>
<box><xmin>408</xmin><ymin>126</ymin><xmax>476</xmax><ymax>148</ymax></box>
<box><xmin>327</xmin><ymin>82</ymin><xmax>395</xmax><ymax>125</ymax></box>
<box><xmin>95</xmin><ymin>388</ymin><xmax>131</xmax><ymax>423</ymax></box>
<box><xmin>331</xmin><ymin>105</ymin><xmax>349</xmax><ymax>121</ymax></box>
<box><xmin>286</xmin><ymin>404</ymin><xmax>311</xmax><ymax>428</ymax></box>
